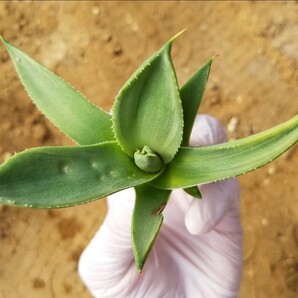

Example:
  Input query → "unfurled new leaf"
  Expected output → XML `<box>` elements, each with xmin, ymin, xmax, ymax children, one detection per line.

<box><xmin>112</xmin><ymin>37</ymin><xmax>183</xmax><ymax>164</ymax></box>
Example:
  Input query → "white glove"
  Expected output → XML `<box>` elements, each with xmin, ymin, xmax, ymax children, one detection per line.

<box><xmin>79</xmin><ymin>114</ymin><xmax>243</xmax><ymax>298</ymax></box>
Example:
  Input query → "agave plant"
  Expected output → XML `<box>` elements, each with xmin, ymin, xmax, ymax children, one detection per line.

<box><xmin>0</xmin><ymin>32</ymin><xmax>297</xmax><ymax>270</ymax></box>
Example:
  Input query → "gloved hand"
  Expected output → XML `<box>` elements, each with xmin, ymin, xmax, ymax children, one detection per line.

<box><xmin>79</xmin><ymin>115</ymin><xmax>243</xmax><ymax>298</ymax></box>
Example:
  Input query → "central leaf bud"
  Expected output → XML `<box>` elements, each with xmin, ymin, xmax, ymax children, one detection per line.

<box><xmin>134</xmin><ymin>146</ymin><xmax>164</xmax><ymax>173</ymax></box>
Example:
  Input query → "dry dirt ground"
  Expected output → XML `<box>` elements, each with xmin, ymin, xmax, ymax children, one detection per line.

<box><xmin>0</xmin><ymin>1</ymin><xmax>297</xmax><ymax>298</ymax></box>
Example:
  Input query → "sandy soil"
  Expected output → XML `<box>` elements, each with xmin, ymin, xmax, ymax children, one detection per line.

<box><xmin>0</xmin><ymin>1</ymin><xmax>297</xmax><ymax>297</ymax></box>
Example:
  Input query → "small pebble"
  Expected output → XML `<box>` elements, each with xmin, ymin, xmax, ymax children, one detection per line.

<box><xmin>113</xmin><ymin>46</ymin><xmax>123</xmax><ymax>56</ymax></box>
<box><xmin>3</xmin><ymin>152</ymin><xmax>12</xmax><ymax>160</ymax></box>
<box><xmin>282</xmin><ymin>150</ymin><xmax>291</xmax><ymax>160</ymax></box>
<box><xmin>91</xmin><ymin>6</ymin><xmax>100</xmax><ymax>15</ymax></box>
<box><xmin>210</xmin><ymin>96</ymin><xmax>220</xmax><ymax>105</ymax></box>
<box><xmin>236</xmin><ymin>94</ymin><xmax>243</xmax><ymax>104</ymax></box>
<box><xmin>32</xmin><ymin>123</ymin><xmax>48</xmax><ymax>142</ymax></box>
<box><xmin>210</xmin><ymin>82</ymin><xmax>219</xmax><ymax>91</ymax></box>
<box><xmin>131</xmin><ymin>23</ymin><xmax>139</xmax><ymax>32</ymax></box>
<box><xmin>284</xmin><ymin>257</ymin><xmax>294</xmax><ymax>266</ymax></box>
<box><xmin>182</xmin><ymin>67</ymin><xmax>190</xmax><ymax>75</ymax></box>
<box><xmin>261</xmin><ymin>218</ymin><xmax>269</xmax><ymax>226</ymax></box>
<box><xmin>246</xmin><ymin>269</ymin><xmax>254</xmax><ymax>277</ymax></box>
<box><xmin>200</xmin><ymin>24</ymin><xmax>207</xmax><ymax>31</ymax></box>
<box><xmin>268</xmin><ymin>166</ymin><xmax>276</xmax><ymax>175</ymax></box>
<box><xmin>227</xmin><ymin>116</ymin><xmax>239</xmax><ymax>133</ymax></box>
<box><xmin>103</xmin><ymin>33</ymin><xmax>112</xmax><ymax>43</ymax></box>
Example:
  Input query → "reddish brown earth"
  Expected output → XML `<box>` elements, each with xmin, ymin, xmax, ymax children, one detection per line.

<box><xmin>0</xmin><ymin>2</ymin><xmax>297</xmax><ymax>297</ymax></box>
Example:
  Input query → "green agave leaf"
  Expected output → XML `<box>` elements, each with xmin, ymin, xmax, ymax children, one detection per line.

<box><xmin>153</xmin><ymin>115</ymin><xmax>298</xmax><ymax>189</ymax></box>
<box><xmin>132</xmin><ymin>184</ymin><xmax>171</xmax><ymax>271</ymax></box>
<box><xmin>1</xmin><ymin>37</ymin><xmax>114</xmax><ymax>145</ymax></box>
<box><xmin>181</xmin><ymin>58</ymin><xmax>214</xmax><ymax>146</ymax></box>
<box><xmin>112</xmin><ymin>35</ymin><xmax>183</xmax><ymax>164</ymax></box>
<box><xmin>184</xmin><ymin>186</ymin><xmax>202</xmax><ymax>199</ymax></box>
<box><xmin>0</xmin><ymin>142</ymin><xmax>158</xmax><ymax>208</ymax></box>
<box><xmin>180</xmin><ymin>58</ymin><xmax>213</xmax><ymax>198</ymax></box>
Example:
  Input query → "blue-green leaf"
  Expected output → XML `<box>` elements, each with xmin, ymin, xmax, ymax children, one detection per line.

<box><xmin>184</xmin><ymin>186</ymin><xmax>202</xmax><ymax>199</ymax></box>
<box><xmin>0</xmin><ymin>142</ymin><xmax>158</xmax><ymax>208</ymax></box>
<box><xmin>180</xmin><ymin>58</ymin><xmax>214</xmax><ymax>146</ymax></box>
<box><xmin>1</xmin><ymin>37</ymin><xmax>114</xmax><ymax>145</ymax></box>
<box><xmin>132</xmin><ymin>184</ymin><xmax>171</xmax><ymax>270</ymax></box>
<box><xmin>153</xmin><ymin>115</ymin><xmax>298</xmax><ymax>189</ymax></box>
<box><xmin>112</xmin><ymin>35</ymin><xmax>183</xmax><ymax>164</ymax></box>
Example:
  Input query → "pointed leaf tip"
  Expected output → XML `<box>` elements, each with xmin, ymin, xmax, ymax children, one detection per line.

<box><xmin>169</xmin><ymin>29</ymin><xmax>187</xmax><ymax>43</ymax></box>
<box><xmin>180</xmin><ymin>57</ymin><xmax>214</xmax><ymax>146</ymax></box>
<box><xmin>113</xmin><ymin>35</ymin><xmax>183</xmax><ymax>164</ymax></box>
<box><xmin>0</xmin><ymin>35</ymin><xmax>8</xmax><ymax>44</ymax></box>
<box><xmin>2</xmin><ymin>38</ymin><xmax>114</xmax><ymax>145</ymax></box>
<box><xmin>132</xmin><ymin>185</ymin><xmax>171</xmax><ymax>270</ymax></box>
<box><xmin>154</xmin><ymin>115</ymin><xmax>298</xmax><ymax>189</ymax></box>
<box><xmin>184</xmin><ymin>186</ymin><xmax>202</xmax><ymax>199</ymax></box>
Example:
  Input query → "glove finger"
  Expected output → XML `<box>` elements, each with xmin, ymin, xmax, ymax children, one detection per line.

<box><xmin>190</xmin><ymin>114</ymin><xmax>227</xmax><ymax>147</ymax></box>
<box><xmin>78</xmin><ymin>188</ymin><xmax>138</xmax><ymax>297</ymax></box>
<box><xmin>162</xmin><ymin>188</ymin><xmax>193</xmax><ymax>228</ymax></box>
<box><xmin>184</xmin><ymin>178</ymin><xmax>240</xmax><ymax>235</ymax></box>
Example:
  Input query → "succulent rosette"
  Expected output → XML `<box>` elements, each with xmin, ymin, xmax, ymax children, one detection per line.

<box><xmin>0</xmin><ymin>32</ymin><xmax>297</xmax><ymax>269</ymax></box>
